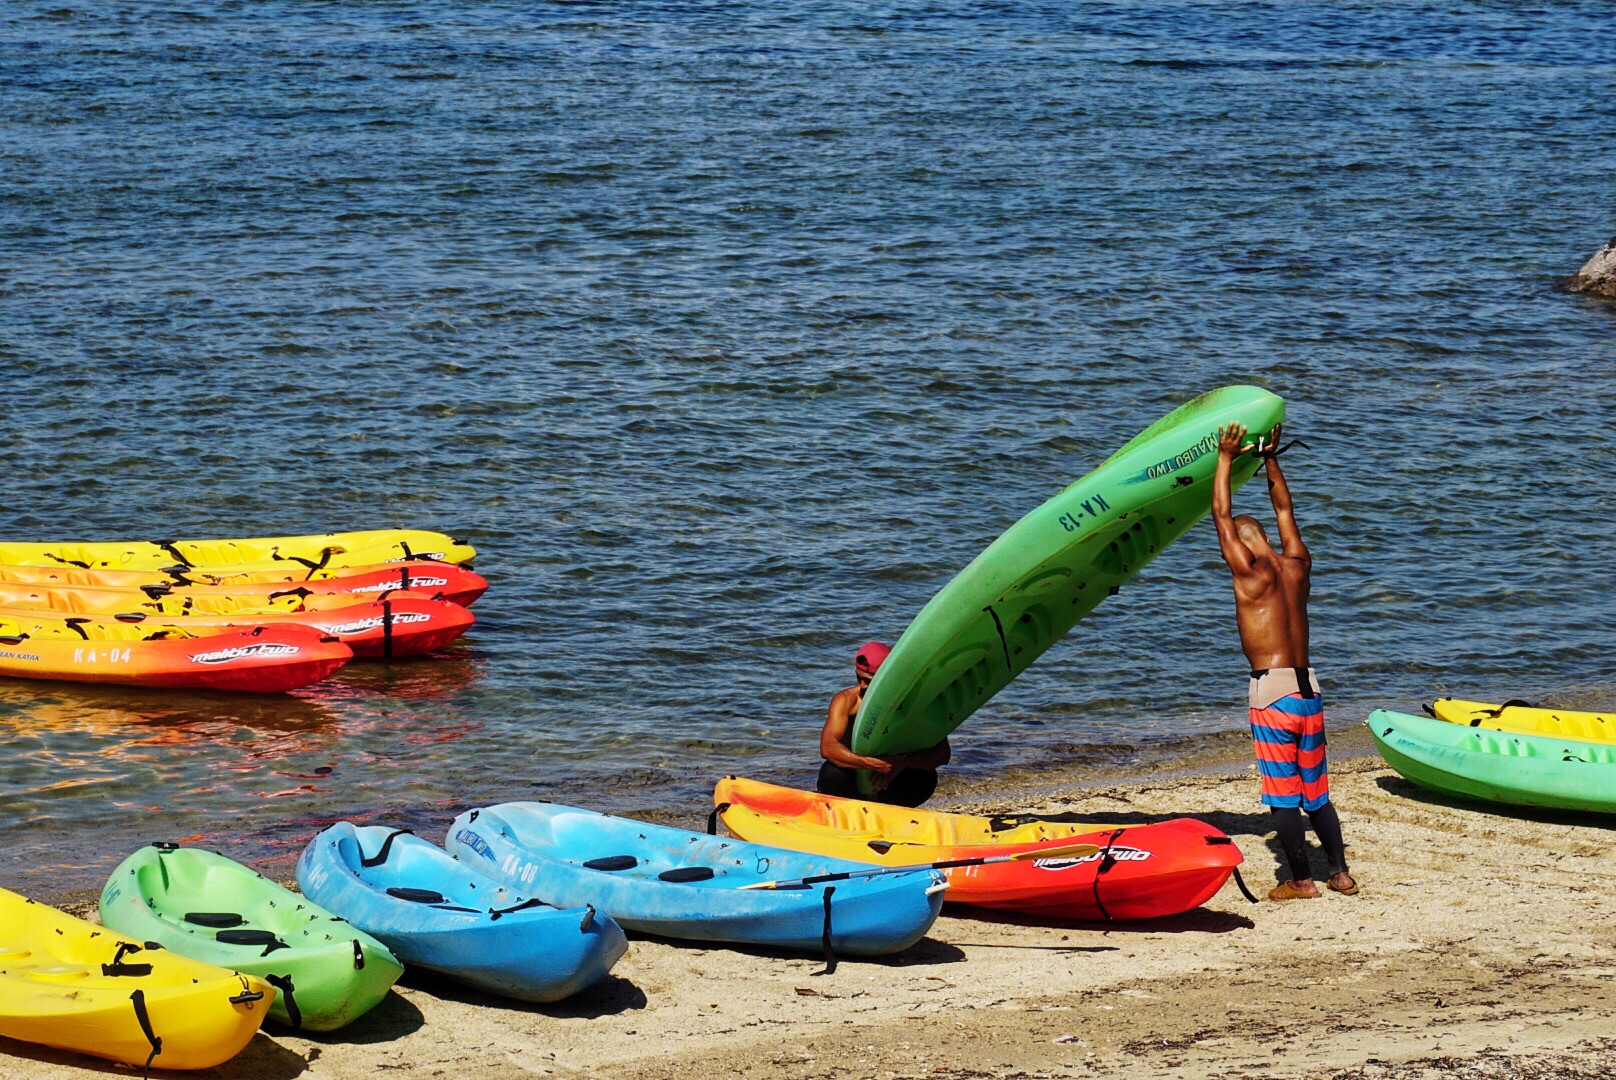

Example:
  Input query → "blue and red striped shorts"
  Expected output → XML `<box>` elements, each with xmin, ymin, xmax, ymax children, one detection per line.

<box><xmin>1251</xmin><ymin>692</ymin><xmax>1330</xmax><ymax>811</ymax></box>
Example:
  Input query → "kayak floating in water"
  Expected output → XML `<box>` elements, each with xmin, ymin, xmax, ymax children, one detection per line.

<box><xmin>99</xmin><ymin>845</ymin><xmax>402</xmax><ymax>1031</ymax></box>
<box><xmin>1427</xmin><ymin>697</ymin><xmax>1616</xmax><ymax>746</ymax></box>
<box><xmin>0</xmin><ymin>619</ymin><xmax>351</xmax><ymax>692</ymax></box>
<box><xmin>713</xmin><ymin>777</ymin><xmax>1244</xmax><ymax>920</ymax></box>
<box><xmin>852</xmin><ymin>386</ymin><xmax>1285</xmax><ymax>794</ymax></box>
<box><xmin>445</xmin><ymin>802</ymin><xmax>947</xmax><ymax>958</ymax></box>
<box><xmin>0</xmin><ymin>885</ymin><xmax>273</xmax><ymax>1070</ymax></box>
<box><xmin>0</xmin><ymin>586</ymin><xmax>473</xmax><ymax>659</ymax></box>
<box><xmin>298</xmin><ymin>823</ymin><xmax>627</xmax><ymax>1003</ymax></box>
<box><xmin>0</xmin><ymin>560</ymin><xmax>490</xmax><ymax>608</ymax></box>
<box><xmin>0</xmin><ymin>529</ymin><xmax>474</xmax><ymax>574</ymax></box>
<box><xmin>1369</xmin><ymin>708</ymin><xmax>1616</xmax><ymax>815</ymax></box>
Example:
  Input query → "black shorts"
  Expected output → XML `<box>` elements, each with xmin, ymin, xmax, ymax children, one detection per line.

<box><xmin>816</xmin><ymin>760</ymin><xmax>938</xmax><ymax>808</ymax></box>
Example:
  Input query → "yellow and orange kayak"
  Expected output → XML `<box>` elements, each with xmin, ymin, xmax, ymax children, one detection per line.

<box><xmin>0</xmin><ymin>560</ymin><xmax>489</xmax><ymax>606</ymax></box>
<box><xmin>0</xmin><ymin>529</ymin><xmax>474</xmax><ymax>574</ymax></box>
<box><xmin>0</xmin><ymin>886</ymin><xmax>273</xmax><ymax>1070</ymax></box>
<box><xmin>0</xmin><ymin>584</ymin><xmax>474</xmax><ymax>659</ymax></box>
<box><xmin>0</xmin><ymin>615</ymin><xmax>351</xmax><ymax>691</ymax></box>
<box><xmin>714</xmin><ymin>777</ymin><xmax>1243</xmax><ymax>921</ymax></box>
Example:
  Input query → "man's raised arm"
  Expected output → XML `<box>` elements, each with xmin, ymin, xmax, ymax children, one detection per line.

<box><xmin>1262</xmin><ymin>423</ymin><xmax>1309</xmax><ymax>562</ymax></box>
<box><xmin>1213</xmin><ymin>423</ymin><xmax>1256</xmax><ymax>573</ymax></box>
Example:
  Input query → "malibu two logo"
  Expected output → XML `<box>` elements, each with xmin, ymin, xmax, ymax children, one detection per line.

<box><xmin>190</xmin><ymin>643</ymin><xmax>301</xmax><ymax>664</ymax></box>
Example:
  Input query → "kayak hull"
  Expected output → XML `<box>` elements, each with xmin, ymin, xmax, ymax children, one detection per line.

<box><xmin>0</xmin><ymin>529</ymin><xmax>474</xmax><ymax>573</ymax></box>
<box><xmin>446</xmin><ymin>803</ymin><xmax>946</xmax><ymax>956</ymax></box>
<box><xmin>99</xmin><ymin>845</ymin><xmax>403</xmax><ymax>1031</ymax></box>
<box><xmin>0</xmin><ymin>623</ymin><xmax>351</xmax><ymax>691</ymax></box>
<box><xmin>713</xmin><ymin>777</ymin><xmax>1242</xmax><ymax>920</ymax></box>
<box><xmin>1429</xmin><ymin>697</ymin><xmax>1616</xmax><ymax>746</ymax></box>
<box><xmin>1369</xmin><ymin>709</ymin><xmax>1616</xmax><ymax>815</ymax></box>
<box><xmin>1</xmin><ymin>886</ymin><xmax>273</xmax><ymax>1070</ymax></box>
<box><xmin>298</xmin><ymin>823</ymin><xmax>627</xmax><ymax>1003</ymax></box>
<box><xmin>0</xmin><ymin>560</ymin><xmax>489</xmax><ymax>607</ymax></box>
<box><xmin>0</xmin><ymin>591</ymin><xmax>472</xmax><ymax>659</ymax></box>
<box><xmin>852</xmin><ymin>386</ymin><xmax>1284</xmax><ymax>793</ymax></box>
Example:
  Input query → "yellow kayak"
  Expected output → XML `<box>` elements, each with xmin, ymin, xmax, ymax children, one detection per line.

<box><xmin>1428</xmin><ymin>698</ymin><xmax>1616</xmax><ymax>745</ymax></box>
<box><xmin>0</xmin><ymin>887</ymin><xmax>273</xmax><ymax>1070</ymax></box>
<box><xmin>0</xmin><ymin>529</ymin><xmax>474</xmax><ymax>573</ymax></box>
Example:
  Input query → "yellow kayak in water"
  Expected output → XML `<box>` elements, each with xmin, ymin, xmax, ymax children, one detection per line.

<box><xmin>0</xmin><ymin>887</ymin><xmax>273</xmax><ymax>1070</ymax></box>
<box><xmin>0</xmin><ymin>529</ymin><xmax>474</xmax><ymax>573</ymax></box>
<box><xmin>1428</xmin><ymin>698</ymin><xmax>1616</xmax><ymax>746</ymax></box>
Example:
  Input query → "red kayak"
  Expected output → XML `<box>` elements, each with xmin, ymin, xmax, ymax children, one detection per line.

<box><xmin>0</xmin><ymin>560</ymin><xmax>489</xmax><ymax>608</ymax></box>
<box><xmin>0</xmin><ymin>592</ymin><xmax>473</xmax><ymax>660</ymax></box>
<box><xmin>714</xmin><ymin>777</ymin><xmax>1246</xmax><ymax>921</ymax></box>
<box><xmin>0</xmin><ymin>621</ymin><xmax>352</xmax><ymax>693</ymax></box>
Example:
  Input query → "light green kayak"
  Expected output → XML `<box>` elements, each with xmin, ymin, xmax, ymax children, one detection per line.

<box><xmin>1368</xmin><ymin>708</ymin><xmax>1616</xmax><ymax>815</ymax></box>
<box><xmin>99</xmin><ymin>844</ymin><xmax>404</xmax><ymax>1031</ymax></box>
<box><xmin>852</xmin><ymin>385</ymin><xmax>1285</xmax><ymax>792</ymax></box>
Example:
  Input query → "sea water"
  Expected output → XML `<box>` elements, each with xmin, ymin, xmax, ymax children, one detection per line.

<box><xmin>2</xmin><ymin>1</ymin><xmax>1613</xmax><ymax>897</ymax></box>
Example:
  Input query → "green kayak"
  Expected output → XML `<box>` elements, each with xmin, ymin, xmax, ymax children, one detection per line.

<box><xmin>852</xmin><ymin>386</ymin><xmax>1284</xmax><ymax>791</ymax></box>
<box><xmin>1368</xmin><ymin>708</ymin><xmax>1616</xmax><ymax>815</ymax></box>
<box><xmin>99</xmin><ymin>844</ymin><xmax>404</xmax><ymax>1031</ymax></box>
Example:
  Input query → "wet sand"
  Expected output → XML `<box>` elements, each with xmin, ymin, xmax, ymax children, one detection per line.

<box><xmin>3</xmin><ymin>735</ymin><xmax>1613</xmax><ymax>1079</ymax></box>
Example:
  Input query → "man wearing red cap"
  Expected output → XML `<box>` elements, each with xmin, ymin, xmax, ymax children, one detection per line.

<box><xmin>816</xmin><ymin>641</ymin><xmax>951</xmax><ymax>807</ymax></box>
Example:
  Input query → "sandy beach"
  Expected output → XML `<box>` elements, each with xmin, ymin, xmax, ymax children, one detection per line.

<box><xmin>3</xmin><ymin>728</ymin><xmax>1612</xmax><ymax>1079</ymax></box>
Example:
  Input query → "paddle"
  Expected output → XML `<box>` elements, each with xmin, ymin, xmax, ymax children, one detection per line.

<box><xmin>739</xmin><ymin>842</ymin><xmax>1102</xmax><ymax>891</ymax></box>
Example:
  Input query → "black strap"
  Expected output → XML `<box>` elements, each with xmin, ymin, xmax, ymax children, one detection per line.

<box><xmin>579</xmin><ymin>904</ymin><xmax>596</xmax><ymax>932</ymax></box>
<box><xmin>267</xmin><ymin>587</ymin><xmax>312</xmax><ymax>602</ymax></box>
<box><xmin>983</xmin><ymin>604</ymin><xmax>1012</xmax><ymax>671</ymax></box>
<box><xmin>1421</xmin><ymin>702</ymin><xmax>1438</xmax><ymax>718</ymax></box>
<box><xmin>1090</xmin><ymin>829</ymin><xmax>1124</xmax><ymax>921</ymax></box>
<box><xmin>129</xmin><ymin>988</ymin><xmax>162</xmax><ymax>1079</ymax></box>
<box><xmin>1481</xmin><ymin>699</ymin><xmax>1537</xmax><ymax>717</ymax></box>
<box><xmin>45</xmin><ymin>552</ymin><xmax>91</xmax><ymax>568</ymax></box>
<box><xmin>818</xmin><ymin>886</ymin><xmax>838</xmax><ymax>976</ymax></box>
<box><xmin>63</xmin><ymin>617</ymin><xmax>90</xmax><ymax>640</ymax></box>
<box><xmin>229</xmin><ymin>975</ymin><xmax>266</xmax><ymax>1005</ymax></box>
<box><xmin>353</xmin><ymin>939</ymin><xmax>365</xmax><ymax>970</ymax></box>
<box><xmin>139</xmin><ymin>583</ymin><xmax>172</xmax><ymax>600</ymax></box>
<box><xmin>264</xmin><ymin>973</ymin><xmax>301</xmax><ymax>1029</ymax></box>
<box><xmin>1229</xmin><ymin>865</ymin><xmax>1260</xmax><ymax>905</ymax></box>
<box><xmin>156</xmin><ymin>542</ymin><xmax>192</xmax><ymax>568</ymax></box>
<box><xmin>360</xmin><ymin>829</ymin><xmax>413</xmax><ymax>867</ymax></box>
<box><xmin>706</xmin><ymin>802</ymin><xmax>731</xmax><ymax>836</ymax></box>
<box><xmin>274</xmin><ymin>546</ymin><xmax>334</xmax><ymax>579</ymax></box>
<box><xmin>381</xmin><ymin>596</ymin><xmax>394</xmax><ymax>658</ymax></box>
<box><xmin>489</xmin><ymin>898</ymin><xmax>549</xmax><ymax>920</ymax></box>
<box><xmin>102</xmin><ymin>941</ymin><xmax>153</xmax><ymax>977</ymax></box>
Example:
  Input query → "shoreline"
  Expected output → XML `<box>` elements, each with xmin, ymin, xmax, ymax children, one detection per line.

<box><xmin>6</xmin><ymin>738</ymin><xmax>1614</xmax><ymax>1078</ymax></box>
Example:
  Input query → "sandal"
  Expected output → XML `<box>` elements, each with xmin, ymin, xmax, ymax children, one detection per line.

<box><xmin>1327</xmin><ymin>872</ymin><xmax>1359</xmax><ymax>896</ymax></box>
<box><xmin>1268</xmin><ymin>880</ymin><xmax>1319</xmax><ymax>901</ymax></box>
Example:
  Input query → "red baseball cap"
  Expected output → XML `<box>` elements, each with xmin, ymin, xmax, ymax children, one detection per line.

<box><xmin>854</xmin><ymin>641</ymin><xmax>892</xmax><ymax>676</ymax></box>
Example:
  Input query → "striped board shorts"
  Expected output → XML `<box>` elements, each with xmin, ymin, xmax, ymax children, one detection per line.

<box><xmin>1250</xmin><ymin>669</ymin><xmax>1329</xmax><ymax>811</ymax></box>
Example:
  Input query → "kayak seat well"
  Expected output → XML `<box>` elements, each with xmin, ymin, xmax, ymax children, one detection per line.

<box><xmin>583</xmin><ymin>856</ymin><xmax>638</xmax><ymax>872</ymax></box>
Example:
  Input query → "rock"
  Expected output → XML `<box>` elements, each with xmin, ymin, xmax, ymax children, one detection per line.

<box><xmin>1568</xmin><ymin>236</ymin><xmax>1616</xmax><ymax>297</ymax></box>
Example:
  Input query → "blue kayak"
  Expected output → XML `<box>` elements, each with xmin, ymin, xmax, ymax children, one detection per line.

<box><xmin>297</xmin><ymin>823</ymin><xmax>628</xmax><ymax>1003</ymax></box>
<box><xmin>445</xmin><ymin>803</ymin><xmax>948</xmax><ymax>957</ymax></box>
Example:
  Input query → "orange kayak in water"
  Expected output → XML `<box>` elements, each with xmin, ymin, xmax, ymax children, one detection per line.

<box><xmin>0</xmin><ymin>561</ymin><xmax>489</xmax><ymax>607</ymax></box>
<box><xmin>0</xmin><ymin>588</ymin><xmax>472</xmax><ymax>659</ymax></box>
<box><xmin>0</xmin><ymin>619</ymin><xmax>351</xmax><ymax>692</ymax></box>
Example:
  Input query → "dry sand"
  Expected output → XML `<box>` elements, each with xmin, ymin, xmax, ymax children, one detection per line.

<box><xmin>4</xmin><ymin>734</ymin><xmax>1613</xmax><ymax>1079</ymax></box>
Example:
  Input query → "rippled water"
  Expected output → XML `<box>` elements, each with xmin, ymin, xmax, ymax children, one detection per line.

<box><xmin>2</xmin><ymin>1</ymin><xmax>1613</xmax><ymax>899</ymax></box>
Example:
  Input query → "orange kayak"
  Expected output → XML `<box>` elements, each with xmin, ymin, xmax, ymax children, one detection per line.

<box><xmin>714</xmin><ymin>777</ymin><xmax>1245</xmax><ymax>921</ymax></box>
<box><xmin>0</xmin><ymin>560</ymin><xmax>489</xmax><ymax>607</ymax></box>
<box><xmin>0</xmin><ymin>590</ymin><xmax>472</xmax><ymax>660</ymax></box>
<box><xmin>0</xmin><ymin>619</ymin><xmax>351</xmax><ymax>692</ymax></box>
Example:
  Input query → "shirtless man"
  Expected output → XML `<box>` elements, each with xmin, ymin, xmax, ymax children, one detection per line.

<box><xmin>816</xmin><ymin>641</ymin><xmax>951</xmax><ymax>808</ymax></box>
<box><xmin>1213</xmin><ymin>422</ymin><xmax>1357</xmax><ymax>900</ymax></box>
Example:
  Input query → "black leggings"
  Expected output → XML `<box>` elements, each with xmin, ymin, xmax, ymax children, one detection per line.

<box><xmin>1271</xmin><ymin>802</ymin><xmax>1348</xmax><ymax>882</ymax></box>
<box><xmin>816</xmin><ymin>761</ymin><xmax>937</xmax><ymax>808</ymax></box>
